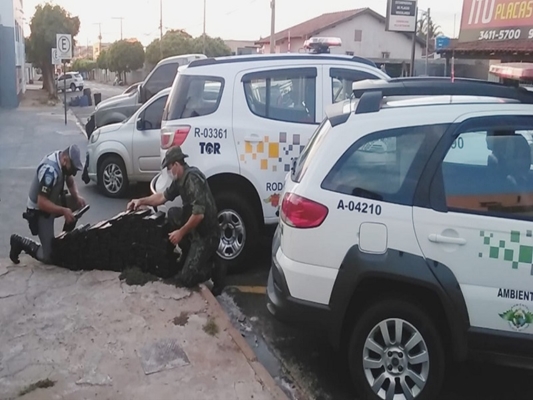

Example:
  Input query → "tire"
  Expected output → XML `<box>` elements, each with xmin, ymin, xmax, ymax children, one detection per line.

<box><xmin>213</xmin><ymin>191</ymin><xmax>260</xmax><ymax>273</ymax></box>
<box><xmin>97</xmin><ymin>155</ymin><xmax>129</xmax><ymax>198</ymax></box>
<box><xmin>348</xmin><ymin>298</ymin><xmax>445</xmax><ymax>400</ymax></box>
<box><xmin>70</xmin><ymin>83</ymin><xmax>76</xmax><ymax>92</ymax></box>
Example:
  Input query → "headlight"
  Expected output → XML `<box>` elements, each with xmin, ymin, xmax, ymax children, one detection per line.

<box><xmin>90</xmin><ymin>129</ymin><xmax>100</xmax><ymax>144</ymax></box>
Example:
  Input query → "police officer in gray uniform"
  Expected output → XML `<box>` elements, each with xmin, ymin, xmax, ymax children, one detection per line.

<box><xmin>9</xmin><ymin>145</ymin><xmax>86</xmax><ymax>264</ymax></box>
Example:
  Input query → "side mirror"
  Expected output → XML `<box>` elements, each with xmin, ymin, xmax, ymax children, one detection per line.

<box><xmin>138</xmin><ymin>85</ymin><xmax>145</xmax><ymax>104</ymax></box>
<box><xmin>136</xmin><ymin>117</ymin><xmax>144</xmax><ymax>130</ymax></box>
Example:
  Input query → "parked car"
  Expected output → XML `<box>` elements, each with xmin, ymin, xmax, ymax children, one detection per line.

<box><xmin>149</xmin><ymin>37</ymin><xmax>391</xmax><ymax>271</ymax></box>
<box><xmin>56</xmin><ymin>71</ymin><xmax>84</xmax><ymax>92</ymax></box>
<box><xmin>267</xmin><ymin>77</ymin><xmax>533</xmax><ymax>400</ymax></box>
<box><xmin>84</xmin><ymin>54</ymin><xmax>207</xmax><ymax>138</ymax></box>
<box><xmin>82</xmin><ymin>88</ymin><xmax>171</xmax><ymax>197</ymax></box>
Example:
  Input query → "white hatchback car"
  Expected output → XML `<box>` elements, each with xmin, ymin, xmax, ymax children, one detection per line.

<box><xmin>267</xmin><ymin>77</ymin><xmax>533</xmax><ymax>400</ymax></box>
<box><xmin>150</xmin><ymin>42</ymin><xmax>390</xmax><ymax>271</ymax></box>
<box><xmin>82</xmin><ymin>88</ymin><xmax>171</xmax><ymax>197</ymax></box>
<box><xmin>56</xmin><ymin>71</ymin><xmax>84</xmax><ymax>92</ymax></box>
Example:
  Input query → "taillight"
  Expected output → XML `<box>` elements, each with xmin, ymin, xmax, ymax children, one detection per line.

<box><xmin>161</xmin><ymin>125</ymin><xmax>190</xmax><ymax>149</ymax></box>
<box><xmin>280</xmin><ymin>193</ymin><xmax>328</xmax><ymax>229</ymax></box>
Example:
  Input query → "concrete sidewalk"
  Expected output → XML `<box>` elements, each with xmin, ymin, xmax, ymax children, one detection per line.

<box><xmin>0</xmin><ymin>256</ymin><xmax>288</xmax><ymax>400</ymax></box>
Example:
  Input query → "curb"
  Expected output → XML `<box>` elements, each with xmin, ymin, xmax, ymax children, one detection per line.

<box><xmin>67</xmin><ymin>109</ymin><xmax>88</xmax><ymax>139</ymax></box>
<box><xmin>199</xmin><ymin>284</ymin><xmax>290</xmax><ymax>400</ymax></box>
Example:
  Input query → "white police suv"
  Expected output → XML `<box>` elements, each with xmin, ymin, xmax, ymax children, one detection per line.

<box><xmin>150</xmin><ymin>38</ymin><xmax>390</xmax><ymax>271</ymax></box>
<box><xmin>267</xmin><ymin>77</ymin><xmax>533</xmax><ymax>399</ymax></box>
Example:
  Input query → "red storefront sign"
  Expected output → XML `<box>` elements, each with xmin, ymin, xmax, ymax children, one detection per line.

<box><xmin>459</xmin><ymin>0</ymin><xmax>533</xmax><ymax>41</ymax></box>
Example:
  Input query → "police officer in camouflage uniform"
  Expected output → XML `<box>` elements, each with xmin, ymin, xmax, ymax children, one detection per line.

<box><xmin>127</xmin><ymin>146</ymin><xmax>225</xmax><ymax>290</ymax></box>
<box><xmin>9</xmin><ymin>145</ymin><xmax>86</xmax><ymax>264</ymax></box>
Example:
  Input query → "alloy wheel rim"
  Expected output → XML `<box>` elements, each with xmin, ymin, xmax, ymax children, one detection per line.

<box><xmin>362</xmin><ymin>318</ymin><xmax>430</xmax><ymax>400</ymax></box>
<box><xmin>217</xmin><ymin>209</ymin><xmax>246</xmax><ymax>260</ymax></box>
<box><xmin>103</xmin><ymin>163</ymin><xmax>124</xmax><ymax>194</ymax></box>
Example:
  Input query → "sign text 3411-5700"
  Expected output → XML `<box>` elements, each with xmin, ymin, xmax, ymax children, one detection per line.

<box><xmin>194</xmin><ymin>127</ymin><xmax>228</xmax><ymax>139</ymax></box>
<box><xmin>479</xmin><ymin>28</ymin><xmax>533</xmax><ymax>40</ymax></box>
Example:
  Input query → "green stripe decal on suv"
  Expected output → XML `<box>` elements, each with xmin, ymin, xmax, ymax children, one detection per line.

<box><xmin>480</xmin><ymin>230</ymin><xmax>533</xmax><ymax>273</ymax></box>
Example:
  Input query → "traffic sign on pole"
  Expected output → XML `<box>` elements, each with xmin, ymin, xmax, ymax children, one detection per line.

<box><xmin>51</xmin><ymin>48</ymin><xmax>61</xmax><ymax>65</ymax></box>
<box><xmin>56</xmin><ymin>33</ymin><xmax>72</xmax><ymax>59</ymax></box>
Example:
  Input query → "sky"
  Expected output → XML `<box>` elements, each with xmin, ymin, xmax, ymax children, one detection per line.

<box><xmin>22</xmin><ymin>0</ymin><xmax>466</xmax><ymax>47</ymax></box>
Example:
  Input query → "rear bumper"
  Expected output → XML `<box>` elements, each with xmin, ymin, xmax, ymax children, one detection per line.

<box><xmin>266</xmin><ymin>226</ymin><xmax>332</xmax><ymax>329</ymax></box>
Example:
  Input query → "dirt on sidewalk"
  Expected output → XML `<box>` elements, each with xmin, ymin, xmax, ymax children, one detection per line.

<box><xmin>0</xmin><ymin>256</ymin><xmax>285</xmax><ymax>400</ymax></box>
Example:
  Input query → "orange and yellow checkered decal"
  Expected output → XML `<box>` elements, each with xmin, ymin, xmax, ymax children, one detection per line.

<box><xmin>239</xmin><ymin>132</ymin><xmax>305</xmax><ymax>172</ymax></box>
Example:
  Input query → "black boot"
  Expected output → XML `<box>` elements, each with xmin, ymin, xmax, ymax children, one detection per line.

<box><xmin>9</xmin><ymin>234</ymin><xmax>41</xmax><ymax>264</ymax></box>
<box><xmin>211</xmin><ymin>259</ymin><xmax>227</xmax><ymax>296</ymax></box>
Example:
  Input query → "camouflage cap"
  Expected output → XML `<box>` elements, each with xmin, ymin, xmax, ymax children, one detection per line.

<box><xmin>161</xmin><ymin>146</ymin><xmax>189</xmax><ymax>168</ymax></box>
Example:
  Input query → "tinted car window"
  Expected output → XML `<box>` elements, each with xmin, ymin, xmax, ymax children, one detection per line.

<box><xmin>141</xmin><ymin>95</ymin><xmax>168</xmax><ymax>130</ymax></box>
<box><xmin>322</xmin><ymin>125</ymin><xmax>448</xmax><ymax>205</ymax></box>
<box><xmin>243</xmin><ymin>69</ymin><xmax>316</xmax><ymax>124</ymax></box>
<box><xmin>144</xmin><ymin>62</ymin><xmax>180</xmax><ymax>101</ymax></box>
<box><xmin>439</xmin><ymin>130</ymin><xmax>533</xmax><ymax>218</ymax></box>
<box><xmin>164</xmin><ymin>75</ymin><xmax>224</xmax><ymax>120</ymax></box>
<box><xmin>330</xmin><ymin>68</ymin><xmax>381</xmax><ymax>103</ymax></box>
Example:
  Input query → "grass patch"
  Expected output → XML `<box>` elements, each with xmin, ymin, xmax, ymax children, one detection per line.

<box><xmin>119</xmin><ymin>267</ymin><xmax>159</xmax><ymax>286</ymax></box>
<box><xmin>203</xmin><ymin>317</ymin><xmax>219</xmax><ymax>336</ymax></box>
<box><xmin>19</xmin><ymin>379</ymin><xmax>55</xmax><ymax>396</ymax></box>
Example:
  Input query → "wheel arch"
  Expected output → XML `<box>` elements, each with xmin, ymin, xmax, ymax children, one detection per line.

<box><xmin>207</xmin><ymin>172</ymin><xmax>264</xmax><ymax>226</ymax></box>
<box><xmin>328</xmin><ymin>247</ymin><xmax>470</xmax><ymax>363</ymax></box>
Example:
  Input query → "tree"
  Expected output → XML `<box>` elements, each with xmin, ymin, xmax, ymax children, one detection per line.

<box><xmin>417</xmin><ymin>13</ymin><xmax>443</xmax><ymax>43</ymax></box>
<box><xmin>107</xmin><ymin>40</ymin><xmax>145</xmax><ymax>84</ymax></box>
<box><xmin>145</xmin><ymin>31</ymin><xmax>231</xmax><ymax>66</ymax></box>
<box><xmin>25</xmin><ymin>3</ymin><xmax>80</xmax><ymax>95</ymax></box>
<box><xmin>191</xmin><ymin>34</ymin><xmax>231</xmax><ymax>58</ymax></box>
<box><xmin>145</xmin><ymin>30</ymin><xmax>193</xmax><ymax>65</ymax></box>
<box><xmin>71</xmin><ymin>58</ymin><xmax>96</xmax><ymax>72</ymax></box>
<box><xmin>97</xmin><ymin>48</ymin><xmax>109</xmax><ymax>81</ymax></box>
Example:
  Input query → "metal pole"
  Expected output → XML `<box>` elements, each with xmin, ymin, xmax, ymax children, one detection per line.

<box><xmin>159</xmin><ymin>0</ymin><xmax>163</xmax><ymax>59</ymax></box>
<box><xmin>270</xmin><ymin>0</ymin><xmax>276</xmax><ymax>53</ymax></box>
<box><xmin>425</xmin><ymin>8</ymin><xmax>430</xmax><ymax>75</ymax></box>
<box><xmin>203</xmin><ymin>0</ymin><xmax>206</xmax><ymax>54</ymax></box>
<box><xmin>410</xmin><ymin>7</ymin><xmax>417</xmax><ymax>76</ymax></box>
<box><xmin>63</xmin><ymin>61</ymin><xmax>67</xmax><ymax>125</ymax></box>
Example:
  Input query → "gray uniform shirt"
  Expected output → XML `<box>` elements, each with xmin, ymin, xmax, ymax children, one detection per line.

<box><xmin>27</xmin><ymin>151</ymin><xmax>65</xmax><ymax>210</ymax></box>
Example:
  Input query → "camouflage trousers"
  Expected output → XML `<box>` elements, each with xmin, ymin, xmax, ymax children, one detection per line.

<box><xmin>167</xmin><ymin>207</ymin><xmax>220</xmax><ymax>288</ymax></box>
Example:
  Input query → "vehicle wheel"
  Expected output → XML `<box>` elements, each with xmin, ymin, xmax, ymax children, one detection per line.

<box><xmin>97</xmin><ymin>155</ymin><xmax>129</xmax><ymax>198</ymax></box>
<box><xmin>70</xmin><ymin>83</ymin><xmax>76</xmax><ymax>92</ymax></box>
<box><xmin>348</xmin><ymin>298</ymin><xmax>445</xmax><ymax>400</ymax></box>
<box><xmin>214</xmin><ymin>191</ymin><xmax>260</xmax><ymax>273</ymax></box>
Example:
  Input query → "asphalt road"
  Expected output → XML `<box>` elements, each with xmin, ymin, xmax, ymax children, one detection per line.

<box><xmin>0</xmin><ymin>83</ymin><xmax>146</xmax><ymax>259</ymax></box>
<box><xmin>4</xmin><ymin>83</ymin><xmax>533</xmax><ymax>400</ymax></box>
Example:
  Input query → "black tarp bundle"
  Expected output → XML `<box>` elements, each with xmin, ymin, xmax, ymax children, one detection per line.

<box><xmin>51</xmin><ymin>209</ymin><xmax>183</xmax><ymax>279</ymax></box>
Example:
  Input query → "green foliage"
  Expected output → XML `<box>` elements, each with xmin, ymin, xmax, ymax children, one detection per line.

<box><xmin>25</xmin><ymin>3</ymin><xmax>80</xmax><ymax>68</ymax></box>
<box><xmin>145</xmin><ymin>31</ymin><xmax>231</xmax><ymax>65</ymax></box>
<box><xmin>416</xmin><ymin>13</ymin><xmax>443</xmax><ymax>42</ymax></box>
<box><xmin>71</xmin><ymin>58</ymin><xmax>96</xmax><ymax>72</ymax></box>
<box><xmin>107</xmin><ymin>40</ymin><xmax>145</xmax><ymax>75</ymax></box>
<box><xmin>97</xmin><ymin>49</ymin><xmax>109</xmax><ymax>70</ymax></box>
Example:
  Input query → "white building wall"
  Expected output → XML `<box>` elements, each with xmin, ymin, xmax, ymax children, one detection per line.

<box><xmin>260</xmin><ymin>13</ymin><xmax>424</xmax><ymax>60</ymax></box>
<box><xmin>318</xmin><ymin>13</ymin><xmax>423</xmax><ymax>59</ymax></box>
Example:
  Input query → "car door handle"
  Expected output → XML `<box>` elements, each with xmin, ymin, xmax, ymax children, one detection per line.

<box><xmin>428</xmin><ymin>234</ymin><xmax>466</xmax><ymax>245</ymax></box>
<box><xmin>244</xmin><ymin>134</ymin><xmax>261</xmax><ymax>143</ymax></box>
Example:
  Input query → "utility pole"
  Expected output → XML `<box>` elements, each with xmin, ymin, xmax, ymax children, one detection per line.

<box><xmin>112</xmin><ymin>17</ymin><xmax>124</xmax><ymax>40</ymax></box>
<box><xmin>425</xmin><ymin>8</ymin><xmax>430</xmax><ymax>75</ymax></box>
<box><xmin>270</xmin><ymin>0</ymin><xmax>275</xmax><ymax>53</ymax></box>
<box><xmin>410</xmin><ymin>7</ymin><xmax>417</xmax><ymax>76</ymax></box>
<box><xmin>203</xmin><ymin>0</ymin><xmax>206</xmax><ymax>54</ymax></box>
<box><xmin>159</xmin><ymin>0</ymin><xmax>163</xmax><ymax>59</ymax></box>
